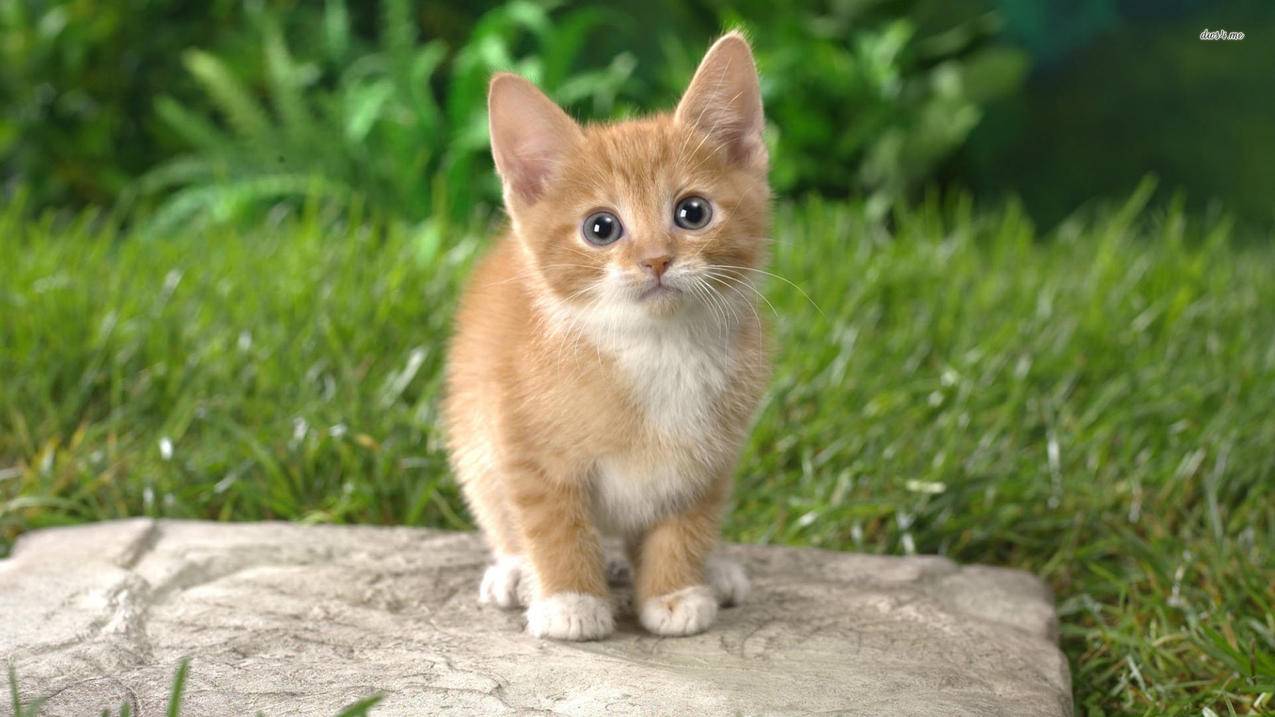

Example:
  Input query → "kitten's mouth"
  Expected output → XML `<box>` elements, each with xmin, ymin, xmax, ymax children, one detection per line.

<box><xmin>637</xmin><ymin>282</ymin><xmax>681</xmax><ymax>301</ymax></box>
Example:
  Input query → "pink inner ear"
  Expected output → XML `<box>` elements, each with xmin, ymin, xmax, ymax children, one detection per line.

<box><xmin>675</xmin><ymin>36</ymin><xmax>766</xmax><ymax>168</ymax></box>
<box><xmin>717</xmin><ymin>117</ymin><xmax>767</xmax><ymax>166</ymax></box>
<box><xmin>680</xmin><ymin>94</ymin><xmax>766</xmax><ymax>168</ymax></box>
<box><xmin>509</xmin><ymin>145</ymin><xmax>566</xmax><ymax>203</ymax></box>
<box><xmin>488</xmin><ymin>74</ymin><xmax>581</xmax><ymax>205</ymax></box>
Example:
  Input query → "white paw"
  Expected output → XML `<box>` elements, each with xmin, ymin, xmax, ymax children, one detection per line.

<box><xmin>639</xmin><ymin>585</ymin><xmax>717</xmax><ymax>636</ymax></box>
<box><xmin>479</xmin><ymin>555</ymin><xmax>525</xmax><ymax>609</ymax></box>
<box><xmin>706</xmin><ymin>556</ymin><xmax>749</xmax><ymax>607</ymax></box>
<box><xmin>526</xmin><ymin>593</ymin><xmax>614</xmax><ymax>641</ymax></box>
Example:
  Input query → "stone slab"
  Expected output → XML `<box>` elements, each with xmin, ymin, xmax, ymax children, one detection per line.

<box><xmin>1</xmin><ymin>519</ymin><xmax>1072</xmax><ymax>716</ymax></box>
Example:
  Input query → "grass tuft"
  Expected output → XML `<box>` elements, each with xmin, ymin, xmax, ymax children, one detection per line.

<box><xmin>167</xmin><ymin>658</ymin><xmax>190</xmax><ymax>717</ymax></box>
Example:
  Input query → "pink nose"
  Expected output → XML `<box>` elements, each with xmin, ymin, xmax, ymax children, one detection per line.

<box><xmin>641</xmin><ymin>255</ymin><xmax>672</xmax><ymax>280</ymax></box>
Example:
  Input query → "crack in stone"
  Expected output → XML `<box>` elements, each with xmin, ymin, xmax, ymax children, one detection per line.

<box><xmin>405</xmin><ymin>683</ymin><xmax>560</xmax><ymax>715</ymax></box>
<box><xmin>117</xmin><ymin>521</ymin><xmax>161</xmax><ymax>571</ymax></box>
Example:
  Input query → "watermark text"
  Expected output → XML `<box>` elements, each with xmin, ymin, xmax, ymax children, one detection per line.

<box><xmin>1200</xmin><ymin>28</ymin><xmax>1245</xmax><ymax>41</ymax></box>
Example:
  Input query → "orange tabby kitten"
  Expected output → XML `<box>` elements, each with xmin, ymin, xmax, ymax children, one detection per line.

<box><xmin>444</xmin><ymin>32</ymin><xmax>771</xmax><ymax>641</ymax></box>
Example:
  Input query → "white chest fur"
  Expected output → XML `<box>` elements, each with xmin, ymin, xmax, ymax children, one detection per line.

<box><xmin>538</xmin><ymin>288</ymin><xmax>740</xmax><ymax>439</ymax></box>
<box><xmin>608</xmin><ymin>318</ymin><xmax>734</xmax><ymax>437</ymax></box>
<box><xmin>591</xmin><ymin>315</ymin><xmax>738</xmax><ymax>534</ymax></box>
<box><xmin>538</xmin><ymin>293</ymin><xmax>745</xmax><ymax>535</ymax></box>
<box><xmin>591</xmin><ymin>452</ymin><xmax>703</xmax><ymax>535</ymax></box>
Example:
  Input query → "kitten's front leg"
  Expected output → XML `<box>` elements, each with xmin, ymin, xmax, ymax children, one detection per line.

<box><xmin>508</xmin><ymin>462</ymin><xmax>613</xmax><ymax>641</ymax></box>
<box><xmin>631</xmin><ymin>476</ymin><xmax>741</xmax><ymax>637</ymax></box>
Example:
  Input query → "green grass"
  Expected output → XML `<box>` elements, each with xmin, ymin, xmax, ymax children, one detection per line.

<box><xmin>2</xmin><ymin>185</ymin><xmax>1273</xmax><ymax>715</ymax></box>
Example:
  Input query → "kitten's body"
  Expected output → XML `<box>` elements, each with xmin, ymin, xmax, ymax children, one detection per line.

<box><xmin>450</xmin><ymin>232</ymin><xmax>768</xmax><ymax>535</ymax></box>
<box><xmin>444</xmin><ymin>34</ymin><xmax>771</xmax><ymax>640</ymax></box>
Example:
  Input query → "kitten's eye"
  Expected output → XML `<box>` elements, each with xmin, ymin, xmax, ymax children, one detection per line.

<box><xmin>674</xmin><ymin>196</ymin><xmax>713</xmax><ymax>230</ymax></box>
<box><xmin>582</xmin><ymin>211</ymin><xmax>623</xmax><ymax>246</ymax></box>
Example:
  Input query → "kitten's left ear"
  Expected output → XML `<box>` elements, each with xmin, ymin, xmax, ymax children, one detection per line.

<box><xmin>488</xmin><ymin>73</ymin><xmax>583</xmax><ymax>206</ymax></box>
<box><xmin>675</xmin><ymin>31</ymin><xmax>767</xmax><ymax>169</ymax></box>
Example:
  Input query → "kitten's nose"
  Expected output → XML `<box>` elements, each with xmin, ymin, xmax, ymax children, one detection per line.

<box><xmin>640</xmin><ymin>255</ymin><xmax>672</xmax><ymax>280</ymax></box>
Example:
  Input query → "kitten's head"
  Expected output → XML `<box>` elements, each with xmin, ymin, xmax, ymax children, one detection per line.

<box><xmin>488</xmin><ymin>32</ymin><xmax>770</xmax><ymax>323</ymax></box>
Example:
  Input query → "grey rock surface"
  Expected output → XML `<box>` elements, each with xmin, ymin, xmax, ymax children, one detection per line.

<box><xmin>1</xmin><ymin>519</ymin><xmax>1072</xmax><ymax>716</ymax></box>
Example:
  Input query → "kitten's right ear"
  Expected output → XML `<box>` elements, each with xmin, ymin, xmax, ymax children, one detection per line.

<box><xmin>488</xmin><ymin>73</ymin><xmax>582</xmax><ymax>206</ymax></box>
<box><xmin>675</xmin><ymin>32</ymin><xmax>766</xmax><ymax>169</ymax></box>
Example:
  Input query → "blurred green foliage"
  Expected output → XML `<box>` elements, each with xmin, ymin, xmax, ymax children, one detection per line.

<box><xmin>3</xmin><ymin>0</ymin><xmax>1271</xmax><ymax>225</ymax></box>
<box><xmin>138</xmin><ymin>0</ymin><xmax>1027</xmax><ymax>229</ymax></box>
<box><xmin>0</xmin><ymin>0</ymin><xmax>265</xmax><ymax>206</ymax></box>
<box><xmin>137</xmin><ymin>0</ymin><xmax>641</xmax><ymax>234</ymax></box>
<box><xmin>3</xmin><ymin>0</ymin><xmax>1026</xmax><ymax>226</ymax></box>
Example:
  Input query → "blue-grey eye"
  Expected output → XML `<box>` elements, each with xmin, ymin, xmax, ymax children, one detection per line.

<box><xmin>583</xmin><ymin>211</ymin><xmax>623</xmax><ymax>245</ymax></box>
<box><xmin>674</xmin><ymin>196</ymin><xmax>712</xmax><ymax>230</ymax></box>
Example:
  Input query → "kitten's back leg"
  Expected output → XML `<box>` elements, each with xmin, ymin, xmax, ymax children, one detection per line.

<box><xmin>467</xmin><ymin>471</ymin><xmax>528</xmax><ymax>609</ymax></box>
<box><xmin>451</xmin><ymin>412</ymin><xmax>525</xmax><ymax>608</ymax></box>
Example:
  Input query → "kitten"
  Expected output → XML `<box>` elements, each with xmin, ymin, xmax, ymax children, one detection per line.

<box><xmin>444</xmin><ymin>32</ymin><xmax>771</xmax><ymax>641</ymax></box>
